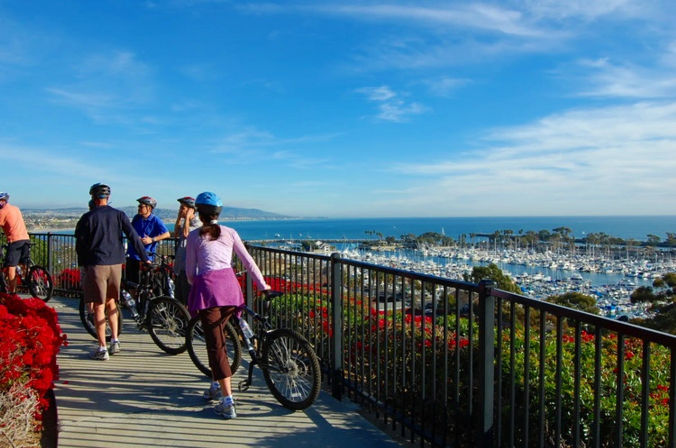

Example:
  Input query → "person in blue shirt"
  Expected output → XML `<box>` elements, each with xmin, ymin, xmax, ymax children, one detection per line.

<box><xmin>125</xmin><ymin>196</ymin><xmax>170</xmax><ymax>284</ymax></box>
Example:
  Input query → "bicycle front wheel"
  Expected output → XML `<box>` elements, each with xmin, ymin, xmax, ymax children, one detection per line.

<box><xmin>28</xmin><ymin>265</ymin><xmax>54</xmax><ymax>302</ymax></box>
<box><xmin>186</xmin><ymin>317</ymin><xmax>241</xmax><ymax>377</ymax></box>
<box><xmin>262</xmin><ymin>329</ymin><xmax>321</xmax><ymax>410</ymax></box>
<box><xmin>78</xmin><ymin>297</ymin><xmax>124</xmax><ymax>342</ymax></box>
<box><xmin>147</xmin><ymin>296</ymin><xmax>190</xmax><ymax>355</ymax></box>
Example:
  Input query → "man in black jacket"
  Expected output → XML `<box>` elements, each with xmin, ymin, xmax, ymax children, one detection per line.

<box><xmin>75</xmin><ymin>183</ymin><xmax>149</xmax><ymax>360</ymax></box>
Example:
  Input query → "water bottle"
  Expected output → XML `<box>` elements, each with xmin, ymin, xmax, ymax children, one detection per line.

<box><xmin>239</xmin><ymin>318</ymin><xmax>255</xmax><ymax>352</ymax></box>
<box><xmin>16</xmin><ymin>266</ymin><xmax>22</xmax><ymax>276</ymax></box>
<box><xmin>121</xmin><ymin>290</ymin><xmax>139</xmax><ymax>319</ymax></box>
<box><xmin>167</xmin><ymin>277</ymin><xmax>175</xmax><ymax>298</ymax></box>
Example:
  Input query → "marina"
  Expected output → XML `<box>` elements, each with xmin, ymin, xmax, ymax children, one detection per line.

<box><xmin>330</xmin><ymin>244</ymin><xmax>672</xmax><ymax>321</ymax></box>
<box><xmin>230</xmin><ymin>215</ymin><xmax>676</xmax><ymax>322</ymax></box>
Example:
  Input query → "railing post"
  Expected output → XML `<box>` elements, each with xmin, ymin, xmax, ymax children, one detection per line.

<box><xmin>478</xmin><ymin>279</ymin><xmax>495</xmax><ymax>447</ymax></box>
<box><xmin>46</xmin><ymin>233</ymin><xmax>53</xmax><ymax>273</ymax></box>
<box><xmin>246</xmin><ymin>267</ymin><xmax>254</xmax><ymax>312</ymax></box>
<box><xmin>330</xmin><ymin>252</ymin><xmax>344</xmax><ymax>400</ymax></box>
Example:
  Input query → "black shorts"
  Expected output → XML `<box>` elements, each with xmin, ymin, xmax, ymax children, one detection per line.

<box><xmin>4</xmin><ymin>240</ymin><xmax>30</xmax><ymax>267</ymax></box>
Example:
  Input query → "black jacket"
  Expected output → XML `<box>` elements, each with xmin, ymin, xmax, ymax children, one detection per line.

<box><xmin>75</xmin><ymin>206</ymin><xmax>149</xmax><ymax>266</ymax></box>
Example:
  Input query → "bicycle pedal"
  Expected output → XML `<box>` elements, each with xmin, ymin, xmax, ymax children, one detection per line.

<box><xmin>238</xmin><ymin>380</ymin><xmax>250</xmax><ymax>392</ymax></box>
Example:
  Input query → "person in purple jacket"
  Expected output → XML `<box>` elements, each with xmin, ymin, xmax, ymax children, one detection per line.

<box><xmin>185</xmin><ymin>192</ymin><xmax>270</xmax><ymax>419</ymax></box>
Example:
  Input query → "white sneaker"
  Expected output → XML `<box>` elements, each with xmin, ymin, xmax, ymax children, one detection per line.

<box><xmin>203</xmin><ymin>384</ymin><xmax>221</xmax><ymax>401</ymax></box>
<box><xmin>109</xmin><ymin>341</ymin><xmax>120</xmax><ymax>355</ymax></box>
<box><xmin>214</xmin><ymin>401</ymin><xmax>236</xmax><ymax>419</ymax></box>
<box><xmin>90</xmin><ymin>347</ymin><xmax>109</xmax><ymax>361</ymax></box>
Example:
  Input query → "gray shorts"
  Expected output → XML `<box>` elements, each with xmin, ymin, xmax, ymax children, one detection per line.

<box><xmin>82</xmin><ymin>264</ymin><xmax>122</xmax><ymax>304</ymax></box>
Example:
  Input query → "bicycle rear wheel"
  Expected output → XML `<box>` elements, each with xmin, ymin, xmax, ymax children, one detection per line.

<box><xmin>147</xmin><ymin>296</ymin><xmax>190</xmax><ymax>355</ymax></box>
<box><xmin>186</xmin><ymin>317</ymin><xmax>241</xmax><ymax>377</ymax></box>
<box><xmin>78</xmin><ymin>297</ymin><xmax>124</xmax><ymax>342</ymax></box>
<box><xmin>262</xmin><ymin>328</ymin><xmax>321</xmax><ymax>410</ymax></box>
<box><xmin>28</xmin><ymin>265</ymin><xmax>54</xmax><ymax>302</ymax></box>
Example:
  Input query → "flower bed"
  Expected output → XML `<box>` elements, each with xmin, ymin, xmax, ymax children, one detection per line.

<box><xmin>259</xmin><ymin>285</ymin><xmax>673</xmax><ymax>446</ymax></box>
<box><xmin>0</xmin><ymin>292</ymin><xmax>67</xmax><ymax>447</ymax></box>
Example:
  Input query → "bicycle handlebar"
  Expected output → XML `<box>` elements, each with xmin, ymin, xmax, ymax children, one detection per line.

<box><xmin>262</xmin><ymin>290</ymin><xmax>283</xmax><ymax>300</ymax></box>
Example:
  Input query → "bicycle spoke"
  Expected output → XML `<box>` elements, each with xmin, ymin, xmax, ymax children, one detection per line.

<box><xmin>147</xmin><ymin>297</ymin><xmax>189</xmax><ymax>354</ymax></box>
<box><xmin>266</xmin><ymin>334</ymin><xmax>315</xmax><ymax>401</ymax></box>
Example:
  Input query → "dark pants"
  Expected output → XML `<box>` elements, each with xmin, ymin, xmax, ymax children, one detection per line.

<box><xmin>175</xmin><ymin>271</ymin><xmax>190</xmax><ymax>305</ymax></box>
<box><xmin>199</xmin><ymin>306</ymin><xmax>236</xmax><ymax>381</ymax></box>
<box><xmin>125</xmin><ymin>258</ymin><xmax>140</xmax><ymax>285</ymax></box>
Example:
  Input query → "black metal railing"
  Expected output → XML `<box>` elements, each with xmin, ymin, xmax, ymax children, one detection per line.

<box><xmin>27</xmin><ymin>233</ymin><xmax>676</xmax><ymax>447</ymax></box>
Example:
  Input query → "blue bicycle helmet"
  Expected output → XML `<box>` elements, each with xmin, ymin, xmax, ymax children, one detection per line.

<box><xmin>0</xmin><ymin>192</ymin><xmax>8</xmax><ymax>202</ymax></box>
<box><xmin>195</xmin><ymin>192</ymin><xmax>222</xmax><ymax>207</ymax></box>
<box><xmin>195</xmin><ymin>192</ymin><xmax>222</xmax><ymax>215</ymax></box>
<box><xmin>89</xmin><ymin>183</ymin><xmax>110</xmax><ymax>198</ymax></box>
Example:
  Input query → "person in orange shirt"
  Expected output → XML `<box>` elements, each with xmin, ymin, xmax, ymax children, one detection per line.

<box><xmin>0</xmin><ymin>193</ymin><xmax>30</xmax><ymax>294</ymax></box>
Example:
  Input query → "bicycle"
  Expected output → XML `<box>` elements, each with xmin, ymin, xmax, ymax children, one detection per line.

<box><xmin>0</xmin><ymin>242</ymin><xmax>54</xmax><ymax>302</ymax></box>
<box><xmin>79</xmin><ymin>254</ymin><xmax>190</xmax><ymax>354</ymax></box>
<box><xmin>186</xmin><ymin>290</ymin><xmax>321</xmax><ymax>411</ymax></box>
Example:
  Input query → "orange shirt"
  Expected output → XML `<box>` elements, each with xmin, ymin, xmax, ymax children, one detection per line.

<box><xmin>0</xmin><ymin>204</ymin><xmax>29</xmax><ymax>242</ymax></box>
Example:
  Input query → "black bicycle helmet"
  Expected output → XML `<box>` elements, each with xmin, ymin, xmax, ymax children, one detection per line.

<box><xmin>177</xmin><ymin>196</ymin><xmax>196</xmax><ymax>209</ymax></box>
<box><xmin>137</xmin><ymin>196</ymin><xmax>158</xmax><ymax>209</ymax></box>
<box><xmin>89</xmin><ymin>183</ymin><xmax>110</xmax><ymax>199</ymax></box>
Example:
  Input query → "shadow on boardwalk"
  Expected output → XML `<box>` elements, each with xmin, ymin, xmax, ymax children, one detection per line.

<box><xmin>51</xmin><ymin>296</ymin><xmax>404</xmax><ymax>448</ymax></box>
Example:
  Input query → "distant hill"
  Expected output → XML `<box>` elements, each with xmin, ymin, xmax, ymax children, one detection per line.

<box><xmin>22</xmin><ymin>205</ymin><xmax>289</xmax><ymax>230</ymax></box>
<box><xmin>117</xmin><ymin>206</ymin><xmax>287</xmax><ymax>221</ymax></box>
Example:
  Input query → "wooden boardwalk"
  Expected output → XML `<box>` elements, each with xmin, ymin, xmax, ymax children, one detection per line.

<box><xmin>51</xmin><ymin>296</ymin><xmax>403</xmax><ymax>448</ymax></box>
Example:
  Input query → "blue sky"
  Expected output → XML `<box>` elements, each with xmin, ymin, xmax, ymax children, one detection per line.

<box><xmin>1</xmin><ymin>1</ymin><xmax>675</xmax><ymax>217</ymax></box>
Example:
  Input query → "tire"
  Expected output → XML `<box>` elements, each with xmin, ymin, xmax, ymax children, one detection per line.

<box><xmin>28</xmin><ymin>265</ymin><xmax>54</xmax><ymax>302</ymax></box>
<box><xmin>186</xmin><ymin>317</ymin><xmax>241</xmax><ymax>378</ymax></box>
<box><xmin>261</xmin><ymin>329</ymin><xmax>321</xmax><ymax>410</ymax></box>
<box><xmin>78</xmin><ymin>297</ymin><xmax>124</xmax><ymax>342</ymax></box>
<box><xmin>147</xmin><ymin>296</ymin><xmax>190</xmax><ymax>355</ymax></box>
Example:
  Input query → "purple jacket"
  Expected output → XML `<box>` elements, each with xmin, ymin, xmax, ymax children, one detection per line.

<box><xmin>185</xmin><ymin>225</ymin><xmax>266</xmax><ymax>315</ymax></box>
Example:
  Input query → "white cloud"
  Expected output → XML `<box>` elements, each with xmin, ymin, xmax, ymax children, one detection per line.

<box><xmin>520</xmin><ymin>0</ymin><xmax>643</xmax><ymax>21</ymax></box>
<box><xmin>46</xmin><ymin>50</ymin><xmax>155</xmax><ymax>119</ymax></box>
<box><xmin>389</xmin><ymin>101</ymin><xmax>676</xmax><ymax>215</ymax></box>
<box><xmin>577</xmin><ymin>58</ymin><xmax>676</xmax><ymax>99</ymax></box>
<box><xmin>421</xmin><ymin>76</ymin><xmax>470</xmax><ymax>97</ymax></box>
<box><xmin>210</xmin><ymin>127</ymin><xmax>338</xmax><ymax>168</ymax></box>
<box><xmin>269</xmin><ymin>3</ymin><xmax>546</xmax><ymax>37</ymax></box>
<box><xmin>356</xmin><ymin>85</ymin><xmax>426</xmax><ymax>122</ymax></box>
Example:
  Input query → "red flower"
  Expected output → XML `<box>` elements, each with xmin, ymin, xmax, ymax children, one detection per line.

<box><xmin>0</xmin><ymin>292</ymin><xmax>67</xmax><ymax>420</ymax></box>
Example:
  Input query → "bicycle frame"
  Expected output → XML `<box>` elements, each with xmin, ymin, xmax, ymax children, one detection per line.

<box><xmin>0</xmin><ymin>244</ymin><xmax>45</xmax><ymax>296</ymax></box>
<box><xmin>236</xmin><ymin>293</ymin><xmax>287</xmax><ymax>392</ymax></box>
<box><xmin>123</xmin><ymin>255</ymin><xmax>175</xmax><ymax>320</ymax></box>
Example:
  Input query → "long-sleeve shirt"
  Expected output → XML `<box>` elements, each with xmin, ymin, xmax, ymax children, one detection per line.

<box><xmin>185</xmin><ymin>225</ymin><xmax>266</xmax><ymax>289</ymax></box>
<box><xmin>75</xmin><ymin>205</ymin><xmax>149</xmax><ymax>266</ymax></box>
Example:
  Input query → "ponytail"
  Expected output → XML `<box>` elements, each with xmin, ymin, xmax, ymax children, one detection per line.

<box><xmin>199</xmin><ymin>213</ymin><xmax>221</xmax><ymax>240</ymax></box>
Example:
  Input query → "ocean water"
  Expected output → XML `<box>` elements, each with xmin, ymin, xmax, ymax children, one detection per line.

<box><xmin>221</xmin><ymin>216</ymin><xmax>676</xmax><ymax>242</ymax></box>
